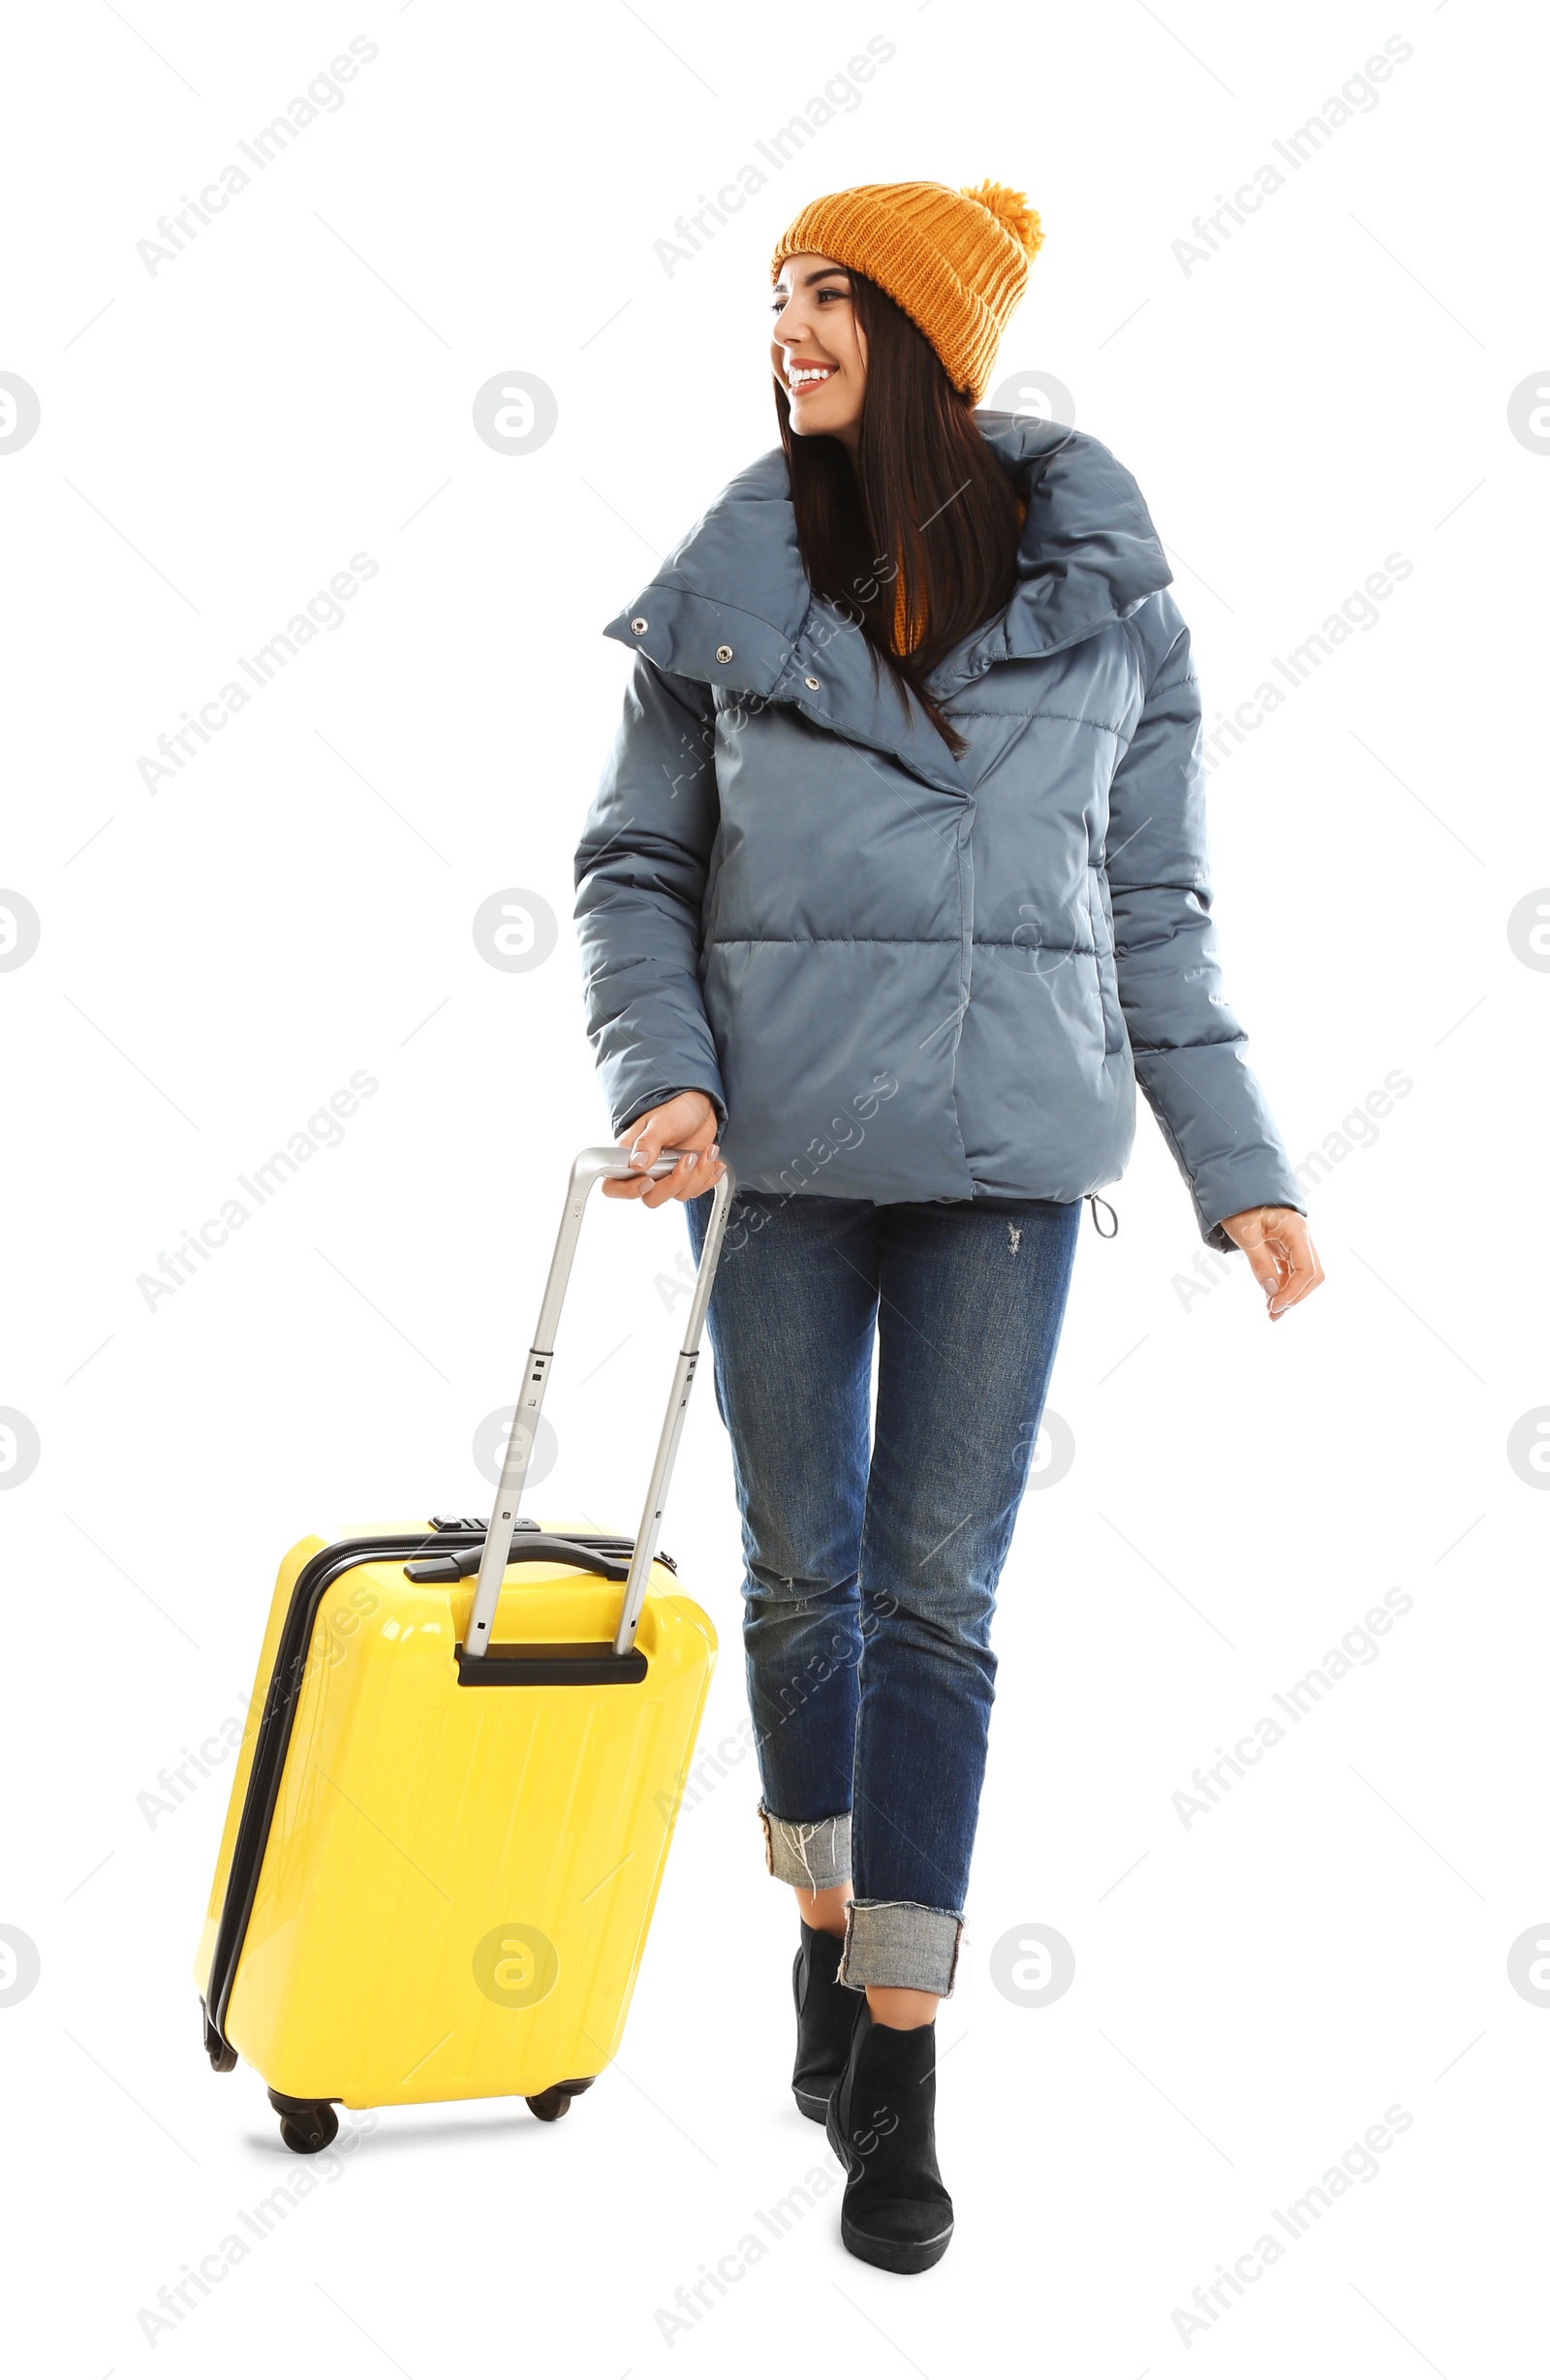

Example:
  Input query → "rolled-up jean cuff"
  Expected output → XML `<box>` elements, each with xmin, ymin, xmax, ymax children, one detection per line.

<box><xmin>758</xmin><ymin>1803</ymin><xmax>852</xmax><ymax>1892</ymax></box>
<box><xmin>838</xmin><ymin>1899</ymin><xmax>965</xmax><ymax>1997</ymax></box>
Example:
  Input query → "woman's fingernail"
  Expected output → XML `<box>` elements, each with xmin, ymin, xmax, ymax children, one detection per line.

<box><xmin>685</xmin><ymin>1151</ymin><xmax>698</xmax><ymax>1169</ymax></box>
<box><xmin>709</xmin><ymin>1143</ymin><xmax>720</xmax><ymax>1161</ymax></box>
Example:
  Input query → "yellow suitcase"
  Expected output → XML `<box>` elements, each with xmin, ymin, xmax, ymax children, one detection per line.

<box><xmin>196</xmin><ymin>1146</ymin><xmax>731</xmax><ymax>2152</ymax></box>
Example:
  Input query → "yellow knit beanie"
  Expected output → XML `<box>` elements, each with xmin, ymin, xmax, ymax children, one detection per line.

<box><xmin>770</xmin><ymin>179</ymin><xmax>1043</xmax><ymax>402</ymax></box>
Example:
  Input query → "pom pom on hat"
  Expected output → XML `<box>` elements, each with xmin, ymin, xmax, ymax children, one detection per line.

<box><xmin>959</xmin><ymin>180</ymin><xmax>1044</xmax><ymax>261</ymax></box>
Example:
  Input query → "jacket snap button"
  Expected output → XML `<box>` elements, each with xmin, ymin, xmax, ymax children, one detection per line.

<box><xmin>716</xmin><ymin>643</ymin><xmax>733</xmax><ymax>663</ymax></box>
<box><xmin>631</xmin><ymin>616</ymin><xmax>648</xmax><ymax>635</ymax></box>
<box><xmin>804</xmin><ymin>674</ymin><xmax>821</xmax><ymax>691</ymax></box>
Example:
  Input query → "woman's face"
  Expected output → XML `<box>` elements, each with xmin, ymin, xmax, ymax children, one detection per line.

<box><xmin>770</xmin><ymin>250</ymin><xmax>868</xmax><ymax>454</ymax></box>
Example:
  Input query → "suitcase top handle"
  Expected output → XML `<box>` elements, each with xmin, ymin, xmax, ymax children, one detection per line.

<box><xmin>404</xmin><ymin>1531</ymin><xmax>630</xmax><ymax>1585</ymax></box>
<box><xmin>463</xmin><ymin>1146</ymin><xmax>734</xmax><ymax>1663</ymax></box>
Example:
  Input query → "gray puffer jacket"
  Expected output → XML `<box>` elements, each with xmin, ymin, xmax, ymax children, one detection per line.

<box><xmin>574</xmin><ymin>412</ymin><xmax>1303</xmax><ymax>1248</ymax></box>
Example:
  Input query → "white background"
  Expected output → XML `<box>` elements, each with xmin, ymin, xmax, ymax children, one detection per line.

<box><xmin>2</xmin><ymin>0</ymin><xmax>1545</xmax><ymax>2370</ymax></box>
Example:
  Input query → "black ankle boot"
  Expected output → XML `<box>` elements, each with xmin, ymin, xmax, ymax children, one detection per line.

<box><xmin>790</xmin><ymin>1921</ymin><xmax>859</xmax><ymax>2122</ymax></box>
<box><xmin>825</xmin><ymin>2004</ymin><xmax>953</xmax><ymax>2272</ymax></box>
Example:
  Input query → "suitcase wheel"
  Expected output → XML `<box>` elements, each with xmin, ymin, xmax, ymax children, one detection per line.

<box><xmin>275</xmin><ymin>2101</ymin><xmax>339</xmax><ymax>2154</ymax></box>
<box><xmin>526</xmin><ymin>2077</ymin><xmax>595</xmax><ymax>2123</ymax></box>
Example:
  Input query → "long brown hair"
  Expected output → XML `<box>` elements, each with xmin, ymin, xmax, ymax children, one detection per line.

<box><xmin>774</xmin><ymin>268</ymin><xmax>1023</xmax><ymax>758</ymax></box>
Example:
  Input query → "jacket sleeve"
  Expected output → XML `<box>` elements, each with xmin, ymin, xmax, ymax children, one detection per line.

<box><xmin>1107</xmin><ymin>591</ymin><xmax>1305</xmax><ymax>1251</ymax></box>
<box><xmin>574</xmin><ymin>651</ymin><xmax>728</xmax><ymax>1140</ymax></box>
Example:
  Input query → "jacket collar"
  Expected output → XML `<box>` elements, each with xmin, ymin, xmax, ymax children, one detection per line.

<box><xmin>604</xmin><ymin>413</ymin><xmax>1173</xmax><ymax>797</ymax></box>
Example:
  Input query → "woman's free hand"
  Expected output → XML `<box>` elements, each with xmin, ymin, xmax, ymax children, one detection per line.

<box><xmin>601</xmin><ymin>1091</ymin><xmax>726</xmax><ymax>1206</ymax></box>
<box><xmin>1220</xmin><ymin>1206</ymin><xmax>1324</xmax><ymax>1320</ymax></box>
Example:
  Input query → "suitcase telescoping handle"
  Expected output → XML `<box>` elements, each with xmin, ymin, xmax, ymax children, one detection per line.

<box><xmin>464</xmin><ymin>1145</ymin><xmax>734</xmax><ymax>1661</ymax></box>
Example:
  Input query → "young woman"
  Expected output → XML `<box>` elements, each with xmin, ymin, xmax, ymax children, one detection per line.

<box><xmin>574</xmin><ymin>178</ymin><xmax>1322</xmax><ymax>2274</ymax></box>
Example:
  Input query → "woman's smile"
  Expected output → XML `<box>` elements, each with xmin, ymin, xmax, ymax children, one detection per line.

<box><xmin>771</xmin><ymin>251</ymin><xmax>868</xmax><ymax>453</ymax></box>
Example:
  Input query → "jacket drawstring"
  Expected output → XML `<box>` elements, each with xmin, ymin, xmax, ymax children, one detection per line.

<box><xmin>1087</xmin><ymin>1194</ymin><xmax>1118</xmax><ymax>1238</ymax></box>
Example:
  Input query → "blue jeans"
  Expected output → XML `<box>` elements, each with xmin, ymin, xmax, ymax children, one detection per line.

<box><xmin>685</xmin><ymin>1189</ymin><xmax>1079</xmax><ymax>1995</ymax></box>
